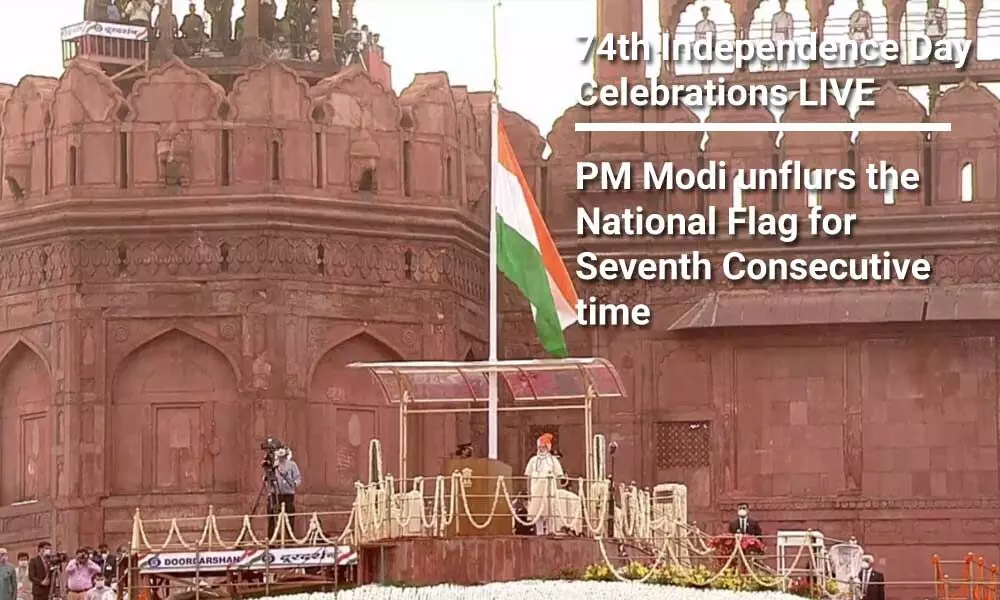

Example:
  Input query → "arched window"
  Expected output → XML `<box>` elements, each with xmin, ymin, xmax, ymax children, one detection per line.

<box><xmin>961</xmin><ymin>162</ymin><xmax>974</xmax><ymax>202</ymax></box>
<box><xmin>68</xmin><ymin>145</ymin><xmax>78</xmax><ymax>186</ymax></box>
<box><xmin>883</xmin><ymin>164</ymin><xmax>896</xmax><ymax>205</ymax></box>
<box><xmin>270</xmin><ymin>140</ymin><xmax>280</xmax><ymax>182</ymax></box>
<box><xmin>806</xmin><ymin>189</ymin><xmax>821</xmax><ymax>208</ymax></box>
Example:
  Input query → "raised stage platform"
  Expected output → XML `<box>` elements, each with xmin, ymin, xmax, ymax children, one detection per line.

<box><xmin>357</xmin><ymin>536</ymin><xmax>604</xmax><ymax>585</ymax></box>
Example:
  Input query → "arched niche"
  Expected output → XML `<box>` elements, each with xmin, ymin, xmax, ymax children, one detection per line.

<box><xmin>229</xmin><ymin>61</ymin><xmax>313</xmax><ymax>189</ymax></box>
<box><xmin>821</xmin><ymin>0</ymin><xmax>889</xmax><ymax>68</ymax></box>
<box><xmin>110</xmin><ymin>330</ymin><xmax>241</xmax><ymax>496</ymax></box>
<box><xmin>2</xmin><ymin>77</ymin><xmax>57</xmax><ymax>200</ymax></box>
<box><xmin>49</xmin><ymin>61</ymin><xmax>125</xmax><ymax>190</ymax></box>
<box><xmin>304</xmin><ymin>332</ymin><xmax>403</xmax><ymax>494</ymax></box>
<box><xmin>781</xmin><ymin>93</ymin><xmax>852</xmax><ymax>213</ymax></box>
<box><xmin>312</xmin><ymin>68</ymin><xmax>402</xmax><ymax>132</ymax></box>
<box><xmin>748</xmin><ymin>0</ymin><xmax>813</xmax><ymax>70</ymax></box>
<box><xmin>229</xmin><ymin>61</ymin><xmax>312</xmax><ymax>123</ymax></box>
<box><xmin>901</xmin><ymin>0</ymin><xmax>967</xmax><ymax>64</ymax></box>
<box><xmin>930</xmin><ymin>82</ymin><xmax>1000</xmax><ymax>206</ymax></box>
<box><xmin>127</xmin><ymin>59</ymin><xmax>225</xmax><ymax>124</ymax></box>
<box><xmin>2</xmin><ymin>77</ymin><xmax>57</xmax><ymax>141</ymax></box>
<box><xmin>673</xmin><ymin>2</ymin><xmax>739</xmax><ymax>75</ymax></box>
<box><xmin>398</xmin><ymin>72</ymin><xmax>456</xmax><ymax>137</ymax></box>
<box><xmin>125</xmin><ymin>60</ymin><xmax>226</xmax><ymax>188</ymax></box>
<box><xmin>0</xmin><ymin>342</ymin><xmax>52</xmax><ymax>505</ymax></box>
<box><xmin>50</xmin><ymin>60</ymin><xmax>123</xmax><ymax>129</ymax></box>
<box><xmin>706</xmin><ymin>106</ymin><xmax>777</xmax><ymax>214</ymax></box>
<box><xmin>856</xmin><ymin>84</ymin><xmax>925</xmax><ymax>212</ymax></box>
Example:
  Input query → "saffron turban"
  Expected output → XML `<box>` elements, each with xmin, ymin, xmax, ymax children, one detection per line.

<box><xmin>538</xmin><ymin>433</ymin><xmax>554</xmax><ymax>448</ymax></box>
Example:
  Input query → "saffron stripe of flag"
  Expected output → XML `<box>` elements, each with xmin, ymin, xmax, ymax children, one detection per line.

<box><xmin>493</xmin><ymin>119</ymin><xmax>579</xmax><ymax>357</ymax></box>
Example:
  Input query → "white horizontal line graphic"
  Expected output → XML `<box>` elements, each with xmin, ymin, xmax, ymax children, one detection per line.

<box><xmin>575</xmin><ymin>122</ymin><xmax>951</xmax><ymax>133</ymax></box>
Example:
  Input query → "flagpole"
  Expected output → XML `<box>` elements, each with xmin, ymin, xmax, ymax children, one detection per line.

<box><xmin>487</xmin><ymin>0</ymin><xmax>501</xmax><ymax>461</ymax></box>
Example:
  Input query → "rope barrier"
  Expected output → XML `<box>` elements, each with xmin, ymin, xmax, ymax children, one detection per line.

<box><xmin>127</xmin><ymin>436</ymin><xmax>863</xmax><ymax>595</ymax></box>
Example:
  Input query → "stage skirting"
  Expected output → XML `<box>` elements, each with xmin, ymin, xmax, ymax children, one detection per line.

<box><xmin>358</xmin><ymin>536</ymin><xmax>602</xmax><ymax>585</ymax></box>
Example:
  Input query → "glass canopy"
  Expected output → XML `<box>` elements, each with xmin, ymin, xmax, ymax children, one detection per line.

<box><xmin>348</xmin><ymin>358</ymin><xmax>626</xmax><ymax>404</ymax></box>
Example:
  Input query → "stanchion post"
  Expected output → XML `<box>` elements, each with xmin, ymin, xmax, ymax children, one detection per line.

<box><xmin>194</xmin><ymin>546</ymin><xmax>200</xmax><ymax>600</ymax></box>
<box><xmin>264</xmin><ymin>520</ymin><xmax>271</xmax><ymax>597</ymax></box>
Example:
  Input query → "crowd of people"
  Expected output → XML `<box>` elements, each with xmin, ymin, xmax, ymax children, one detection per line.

<box><xmin>84</xmin><ymin>0</ymin><xmax>381</xmax><ymax>65</ymax></box>
<box><xmin>0</xmin><ymin>543</ymin><xmax>124</xmax><ymax>600</ymax></box>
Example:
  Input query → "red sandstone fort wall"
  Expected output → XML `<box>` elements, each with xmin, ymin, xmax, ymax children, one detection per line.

<box><xmin>4</xmin><ymin>17</ymin><xmax>1000</xmax><ymax>596</ymax></box>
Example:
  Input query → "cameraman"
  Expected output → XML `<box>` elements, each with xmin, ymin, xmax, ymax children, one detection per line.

<box><xmin>27</xmin><ymin>543</ymin><xmax>51</xmax><ymax>600</ymax></box>
<box><xmin>66</xmin><ymin>549</ymin><xmax>100</xmax><ymax>600</ymax></box>
<box><xmin>267</xmin><ymin>448</ymin><xmax>301</xmax><ymax>537</ymax></box>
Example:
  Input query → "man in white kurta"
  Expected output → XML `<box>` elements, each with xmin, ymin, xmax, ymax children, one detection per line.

<box><xmin>525</xmin><ymin>433</ymin><xmax>564</xmax><ymax>536</ymax></box>
<box><xmin>770</xmin><ymin>0</ymin><xmax>794</xmax><ymax>70</ymax></box>
<box><xmin>923</xmin><ymin>0</ymin><xmax>947</xmax><ymax>64</ymax></box>
<box><xmin>694</xmin><ymin>7</ymin><xmax>717</xmax><ymax>74</ymax></box>
<box><xmin>849</xmin><ymin>0</ymin><xmax>873</xmax><ymax>42</ymax></box>
<box><xmin>124</xmin><ymin>0</ymin><xmax>152</xmax><ymax>26</ymax></box>
<box><xmin>849</xmin><ymin>0</ymin><xmax>873</xmax><ymax>65</ymax></box>
<box><xmin>925</xmin><ymin>0</ymin><xmax>947</xmax><ymax>40</ymax></box>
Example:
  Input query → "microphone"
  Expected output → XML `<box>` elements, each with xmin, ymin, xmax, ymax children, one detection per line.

<box><xmin>608</xmin><ymin>441</ymin><xmax>619</xmax><ymax>455</ymax></box>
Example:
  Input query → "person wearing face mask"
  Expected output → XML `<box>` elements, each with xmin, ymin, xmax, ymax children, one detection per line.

<box><xmin>14</xmin><ymin>554</ymin><xmax>29</xmax><ymax>600</ymax></box>
<box><xmin>728</xmin><ymin>503</ymin><xmax>763</xmax><ymax>537</ymax></box>
<box><xmin>66</xmin><ymin>548</ymin><xmax>101</xmax><ymax>600</ymax></box>
<box><xmin>860</xmin><ymin>554</ymin><xmax>885</xmax><ymax>600</ymax></box>
<box><xmin>0</xmin><ymin>548</ymin><xmax>16</xmax><ymax>600</ymax></box>
<box><xmin>84</xmin><ymin>574</ymin><xmax>113</xmax><ymax>600</ymax></box>
<box><xmin>524</xmin><ymin>433</ymin><xmax>564</xmax><ymax>536</ymax></box>
<box><xmin>26</xmin><ymin>543</ymin><xmax>51</xmax><ymax>600</ymax></box>
<box><xmin>94</xmin><ymin>547</ymin><xmax>113</xmax><ymax>586</ymax></box>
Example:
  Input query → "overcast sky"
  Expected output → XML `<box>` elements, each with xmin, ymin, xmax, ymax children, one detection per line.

<box><xmin>0</xmin><ymin>0</ymin><xmax>996</xmax><ymax>135</ymax></box>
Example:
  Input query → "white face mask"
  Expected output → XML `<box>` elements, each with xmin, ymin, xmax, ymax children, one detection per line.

<box><xmin>101</xmin><ymin>553</ymin><xmax>108</xmax><ymax>559</ymax></box>
<box><xmin>19</xmin><ymin>561</ymin><xmax>28</xmax><ymax>568</ymax></box>
<box><xmin>737</xmin><ymin>509</ymin><xmax>748</xmax><ymax>518</ymax></box>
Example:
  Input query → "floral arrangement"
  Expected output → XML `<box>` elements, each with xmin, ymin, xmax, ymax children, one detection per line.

<box><xmin>709</xmin><ymin>534</ymin><xmax>766</xmax><ymax>557</ymax></box>
<box><xmin>584</xmin><ymin>563</ymin><xmax>781</xmax><ymax>592</ymax></box>
<box><xmin>260</xmin><ymin>580</ymin><xmax>810</xmax><ymax>599</ymax></box>
<box><xmin>785</xmin><ymin>576</ymin><xmax>841</xmax><ymax>598</ymax></box>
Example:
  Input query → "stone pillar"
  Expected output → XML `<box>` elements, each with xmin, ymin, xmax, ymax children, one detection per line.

<box><xmin>319</xmin><ymin>0</ymin><xmax>334</xmax><ymax>61</ymax></box>
<box><xmin>157</xmin><ymin>0</ymin><xmax>175</xmax><ymax>58</ymax></box>
<box><xmin>339</xmin><ymin>0</ymin><xmax>355</xmax><ymax>33</ymax></box>
<box><xmin>886</xmin><ymin>0</ymin><xmax>903</xmax><ymax>47</ymax></box>
<box><xmin>965</xmin><ymin>0</ymin><xmax>981</xmax><ymax>40</ymax></box>
<box><xmin>594</xmin><ymin>0</ymin><xmax>643</xmax><ymax>84</ymax></box>
<box><xmin>242</xmin><ymin>0</ymin><xmax>261</xmax><ymax>58</ymax></box>
<box><xmin>658</xmin><ymin>0</ymin><xmax>673</xmax><ymax>78</ymax></box>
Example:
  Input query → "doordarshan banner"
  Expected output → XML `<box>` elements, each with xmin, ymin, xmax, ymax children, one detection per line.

<box><xmin>137</xmin><ymin>546</ymin><xmax>356</xmax><ymax>573</ymax></box>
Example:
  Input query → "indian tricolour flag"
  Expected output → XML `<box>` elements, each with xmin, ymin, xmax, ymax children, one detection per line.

<box><xmin>493</xmin><ymin>118</ymin><xmax>579</xmax><ymax>357</ymax></box>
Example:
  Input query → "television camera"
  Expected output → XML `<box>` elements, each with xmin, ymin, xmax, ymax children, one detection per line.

<box><xmin>251</xmin><ymin>438</ymin><xmax>285</xmax><ymax>518</ymax></box>
<box><xmin>260</xmin><ymin>437</ymin><xmax>284</xmax><ymax>471</ymax></box>
<box><xmin>49</xmin><ymin>551</ymin><xmax>68</xmax><ymax>567</ymax></box>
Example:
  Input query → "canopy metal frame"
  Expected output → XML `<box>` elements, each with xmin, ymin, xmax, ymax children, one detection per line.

<box><xmin>348</xmin><ymin>358</ymin><xmax>627</xmax><ymax>482</ymax></box>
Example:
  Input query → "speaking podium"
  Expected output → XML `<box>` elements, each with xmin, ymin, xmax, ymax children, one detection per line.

<box><xmin>445</xmin><ymin>458</ymin><xmax>514</xmax><ymax>536</ymax></box>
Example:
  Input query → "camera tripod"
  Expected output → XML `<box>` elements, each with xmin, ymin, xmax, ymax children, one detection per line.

<box><xmin>46</xmin><ymin>563</ymin><xmax>64</xmax><ymax>600</ymax></box>
<box><xmin>251</xmin><ymin>465</ymin><xmax>282</xmax><ymax>538</ymax></box>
